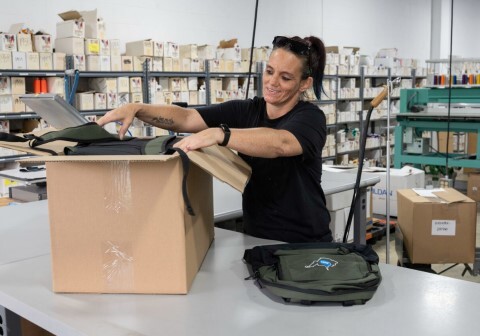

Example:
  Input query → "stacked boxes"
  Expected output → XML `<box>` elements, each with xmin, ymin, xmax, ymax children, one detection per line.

<box><xmin>0</xmin><ymin>76</ymin><xmax>26</xmax><ymax>113</ymax></box>
<box><xmin>0</xmin><ymin>26</ymin><xmax>62</xmax><ymax>72</ymax></box>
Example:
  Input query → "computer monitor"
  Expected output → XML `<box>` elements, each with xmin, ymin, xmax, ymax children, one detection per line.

<box><xmin>19</xmin><ymin>94</ymin><xmax>89</xmax><ymax>130</ymax></box>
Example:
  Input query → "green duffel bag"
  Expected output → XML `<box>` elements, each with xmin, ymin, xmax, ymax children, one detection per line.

<box><xmin>0</xmin><ymin>122</ymin><xmax>194</xmax><ymax>215</ymax></box>
<box><xmin>243</xmin><ymin>242</ymin><xmax>382</xmax><ymax>306</ymax></box>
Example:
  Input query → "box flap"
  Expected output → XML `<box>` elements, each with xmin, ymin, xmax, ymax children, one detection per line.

<box><xmin>187</xmin><ymin>145</ymin><xmax>251</xmax><ymax>193</ymax></box>
<box><xmin>404</xmin><ymin>187</ymin><xmax>472</xmax><ymax>204</ymax></box>
<box><xmin>433</xmin><ymin>188</ymin><xmax>472</xmax><ymax>203</ymax></box>
<box><xmin>58</xmin><ymin>10</ymin><xmax>83</xmax><ymax>21</ymax></box>
<box><xmin>398</xmin><ymin>189</ymin><xmax>432</xmax><ymax>203</ymax></box>
<box><xmin>79</xmin><ymin>9</ymin><xmax>102</xmax><ymax>22</ymax></box>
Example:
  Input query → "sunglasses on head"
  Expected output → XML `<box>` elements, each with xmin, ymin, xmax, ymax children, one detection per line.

<box><xmin>272</xmin><ymin>36</ymin><xmax>311</xmax><ymax>56</ymax></box>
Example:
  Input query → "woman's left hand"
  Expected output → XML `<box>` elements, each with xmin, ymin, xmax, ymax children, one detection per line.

<box><xmin>173</xmin><ymin>127</ymin><xmax>224</xmax><ymax>153</ymax></box>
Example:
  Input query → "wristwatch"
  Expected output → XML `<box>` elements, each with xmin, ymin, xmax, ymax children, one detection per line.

<box><xmin>219</xmin><ymin>124</ymin><xmax>231</xmax><ymax>146</ymax></box>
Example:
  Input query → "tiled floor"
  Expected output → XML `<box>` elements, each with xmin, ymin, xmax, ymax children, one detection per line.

<box><xmin>371</xmin><ymin>210</ymin><xmax>480</xmax><ymax>284</ymax></box>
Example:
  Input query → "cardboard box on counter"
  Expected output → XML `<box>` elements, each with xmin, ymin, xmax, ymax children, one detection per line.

<box><xmin>17</xmin><ymin>143</ymin><xmax>251</xmax><ymax>294</ymax></box>
<box><xmin>397</xmin><ymin>188</ymin><xmax>476</xmax><ymax>264</ymax></box>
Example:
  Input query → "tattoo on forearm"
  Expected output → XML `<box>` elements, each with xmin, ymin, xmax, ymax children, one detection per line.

<box><xmin>151</xmin><ymin>117</ymin><xmax>174</xmax><ymax>127</ymax></box>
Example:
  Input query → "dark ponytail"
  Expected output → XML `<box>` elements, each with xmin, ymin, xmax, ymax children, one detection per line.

<box><xmin>304</xmin><ymin>36</ymin><xmax>326</xmax><ymax>100</ymax></box>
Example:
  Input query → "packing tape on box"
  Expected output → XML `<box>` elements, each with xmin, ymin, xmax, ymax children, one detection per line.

<box><xmin>104</xmin><ymin>161</ymin><xmax>133</xmax><ymax>213</ymax></box>
<box><xmin>102</xmin><ymin>161</ymin><xmax>135</xmax><ymax>291</ymax></box>
<box><xmin>102</xmin><ymin>241</ymin><xmax>135</xmax><ymax>291</ymax></box>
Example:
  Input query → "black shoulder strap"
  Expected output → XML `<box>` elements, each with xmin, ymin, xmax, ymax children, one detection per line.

<box><xmin>171</xmin><ymin>147</ymin><xmax>195</xmax><ymax>216</ymax></box>
<box><xmin>0</xmin><ymin>132</ymin><xmax>30</xmax><ymax>143</ymax></box>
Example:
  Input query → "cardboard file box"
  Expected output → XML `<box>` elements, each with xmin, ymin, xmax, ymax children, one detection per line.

<box><xmin>396</xmin><ymin>188</ymin><xmax>476</xmax><ymax>264</ymax></box>
<box><xmin>19</xmin><ymin>145</ymin><xmax>251</xmax><ymax>294</ymax></box>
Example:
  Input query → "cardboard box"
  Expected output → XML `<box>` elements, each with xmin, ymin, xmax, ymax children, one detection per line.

<box><xmin>47</xmin><ymin>77</ymin><xmax>65</xmax><ymax>95</ymax></box>
<box><xmin>72</xmin><ymin>54</ymin><xmax>86</xmax><ymax>71</ymax></box>
<box><xmin>26</xmin><ymin>52</ymin><xmax>40</xmax><ymax>70</ymax></box>
<box><xmin>12</xmin><ymin>94</ymin><xmax>26</xmax><ymax>113</ymax></box>
<box><xmin>180</xmin><ymin>44</ymin><xmax>198</xmax><ymax>59</ymax></box>
<box><xmin>12</xmin><ymin>51</ymin><xmax>27</xmax><ymax>70</ymax></box>
<box><xmin>163</xmin><ymin>57</ymin><xmax>173</xmax><ymax>71</ymax></box>
<box><xmin>117</xmin><ymin>77</ymin><xmax>130</xmax><ymax>93</ymax></box>
<box><xmin>10</xmin><ymin>77</ymin><xmax>25</xmax><ymax>94</ymax></box>
<box><xmin>79</xmin><ymin>9</ymin><xmax>106</xmax><ymax>39</ymax></box>
<box><xmin>110</xmin><ymin>55</ymin><xmax>121</xmax><ymax>71</ymax></box>
<box><xmin>39</xmin><ymin>52</ymin><xmax>53</xmax><ymax>70</ymax></box>
<box><xmin>0</xmin><ymin>51</ymin><xmax>12</xmax><ymax>69</ymax></box>
<box><xmin>397</xmin><ymin>188</ymin><xmax>476</xmax><ymax>264</ymax></box>
<box><xmin>153</xmin><ymin>41</ymin><xmax>164</xmax><ymax>57</ymax></box>
<box><xmin>94</xmin><ymin>92</ymin><xmax>107</xmax><ymax>110</ymax></box>
<box><xmin>467</xmin><ymin>173</ymin><xmax>480</xmax><ymax>201</ymax></box>
<box><xmin>16</xmin><ymin>33</ymin><xmax>33</xmax><ymax>52</ymax></box>
<box><xmin>152</xmin><ymin>57</ymin><xmax>163</xmax><ymax>71</ymax></box>
<box><xmin>89</xmin><ymin>77</ymin><xmax>117</xmax><ymax>93</ymax></box>
<box><xmin>191</xmin><ymin>58</ymin><xmax>200</xmax><ymax>72</ymax></box>
<box><xmin>118</xmin><ymin>92</ymin><xmax>130</xmax><ymax>106</ymax></box>
<box><xmin>121</xmin><ymin>56</ymin><xmax>133</xmax><ymax>71</ymax></box>
<box><xmin>126</xmin><ymin>40</ymin><xmax>153</xmax><ymax>56</ymax></box>
<box><xmin>189</xmin><ymin>91</ymin><xmax>198</xmax><ymax>105</ymax></box>
<box><xmin>0</xmin><ymin>94</ymin><xmax>13</xmax><ymax>112</ymax></box>
<box><xmin>107</xmin><ymin>91</ymin><xmax>117</xmax><ymax>109</ymax></box>
<box><xmin>0</xmin><ymin>33</ymin><xmax>17</xmax><ymax>51</ymax></box>
<box><xmin>110</xmin><ymin>39</ymin><xmax>121</xmax><ymax>56</ymax></box>
<box><xmin>197</xmin><ymin>45</ymin><xmax>215</xmax><ymax>59</ymax></box>
<box><xmin>53</xmin><ymin>52</ymin><xmax>66</xmax><ymax>70</ymax></box>
<box><xmin>55</xmin><ymin>37</ymin><xmax>84</xmax><ymax>55</ymax></box>
<box><xmin>164</xmin><ymin>42</ymin><xmax>179</xmax><ymax>58</ymax></box>
<box><xmin>129</xmin><ymin>77</ymin><xmax>142</xmax><ymax>93</ymax></box>
<box><xmin>33</xmin><ymin>35</ymin><xmax>53</xmax><ymax>53</ymax></box>
<box><xmin>130</xmin><ymin>92</ymin><xmax>143</xmax><ymax>104</ymax></box>
<box><xmin>19</xmin><ymin>145</ymin><xmax>250</xmax><ymax>294</ymax></box>
<box><xmin>84</xmin><ymin>38</ymin><xmax>100</xmax><ymax>55</ymax></box>
<box><xmin>99</xmin><ymin>39</ymin><xmax>110</xmax><ymax>56</ymax></box>
<box><xmin>364</xmin><ymin>166</ymin><xmax>425</xmax><ymax>216</ymax></box>
<box><xmin>87</xmin><ymin>55</ymin><xmax>111</xmax><ymax>71</ymax></box>
<box><xmin>56</xmin><ymin>18</ymin><xmax>85</xmax><ymax>39</ymax></box>
<box><xmin>0</xmin><ymin>77</ymin><xmax>10</xmax><ymax>94</ymax></box>
<box><xmin>75</xmin><ymin>92</ymin><xmax>94</xmax><ymax>110</ymax></box>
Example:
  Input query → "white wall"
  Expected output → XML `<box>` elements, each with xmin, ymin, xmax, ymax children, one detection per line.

<box><xmin>0</xmin><ymin>0</ymin><xmax>478</xmax><ymax>60</ymax></box>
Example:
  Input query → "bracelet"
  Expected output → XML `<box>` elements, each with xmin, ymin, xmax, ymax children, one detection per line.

<box><xmin>219</xmin><ymin>124</ymin><xmax>231</xmax><ymax>146</ymax></box>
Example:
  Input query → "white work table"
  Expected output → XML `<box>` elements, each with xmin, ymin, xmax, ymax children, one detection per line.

<box><xmin>1</xmin><ymin>201</ymin><xmax>479</xmax><ymax>336</ymax></box>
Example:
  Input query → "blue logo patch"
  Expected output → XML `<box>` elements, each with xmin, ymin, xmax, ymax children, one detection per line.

<box><xmin>305</xmin><ymin>257</ymin><xmax>338</xmax><ymax>270</ymax></box>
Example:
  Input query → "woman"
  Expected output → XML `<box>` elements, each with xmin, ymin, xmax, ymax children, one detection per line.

<box><xmin>97</xmin><ymin>35</ymin><xmax>331</xmax><ymax>243</ymax></box>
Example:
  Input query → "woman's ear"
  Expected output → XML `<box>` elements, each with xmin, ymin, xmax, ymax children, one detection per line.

<box><xmin>300</xmin><ymin>76</ymin><xmax>313</xmax><ymax>93</ymax></box>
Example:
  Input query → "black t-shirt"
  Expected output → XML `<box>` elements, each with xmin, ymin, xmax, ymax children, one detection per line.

<box><xmin>197</xmin><ymin>97</ymin><xmax>331</xmax><ymax>243</ymax></box>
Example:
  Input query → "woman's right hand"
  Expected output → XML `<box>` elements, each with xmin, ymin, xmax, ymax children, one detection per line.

<box><xmin>96</xmin><ymin>103</ymin><xmax>140</xmax><ymax>139</ymax></box>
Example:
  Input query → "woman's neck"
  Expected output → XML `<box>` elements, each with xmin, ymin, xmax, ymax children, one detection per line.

<box><xmin>266</xmin><ymin>99</ymin><xmax>300</xmax><ymax>119</ymax></box>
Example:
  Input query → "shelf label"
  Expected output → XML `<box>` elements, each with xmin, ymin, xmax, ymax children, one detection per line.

<box><xmin>431</xmin><ymin>219</ymin><xmax>456</xmax><ymax>236</ymax></box>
